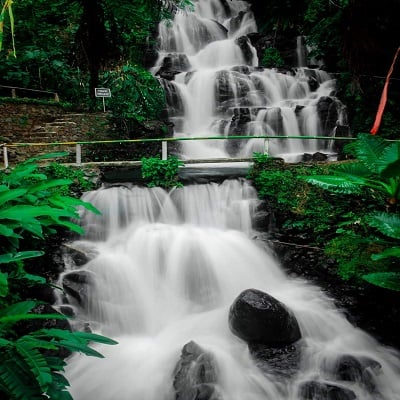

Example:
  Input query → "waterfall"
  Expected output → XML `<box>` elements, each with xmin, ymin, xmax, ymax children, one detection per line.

<box><xmin>154</xmin><ymin>0</ymin><xmax>346</xmax><ymax>160</ymax></box>
<box><xmin>60</xmin><ymin>1</ymin><xmax>400</xmax><ymax>399</ymax></box>
<box><xmin>62</xmin><ymin>181</ymin><xmax>400</xmax><ymax>400</ymax></box>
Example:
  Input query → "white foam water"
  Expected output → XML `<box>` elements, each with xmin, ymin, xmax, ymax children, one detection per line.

<box><xmin>154</xmin><ymin>0</ymin><xmax>346</xmax><ymax>161</ymax></box>
<box><xmin>63</xmin><ymin>180</ymin><xmax>400</xmax><ymax>400</ymax></box>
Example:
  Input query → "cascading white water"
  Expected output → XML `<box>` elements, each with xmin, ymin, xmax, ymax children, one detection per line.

<box><xmin>153</xmin><ymin>0</ymin><xmax>347</xmax><ymax>160</ymax></box>
<box><xmin>62</xmin><ymin>180</ymin><xmax>400</xmax><ymax>400</ymax></box>
<box><xmin>61</xmin><ymin>1</ymin><xmax>400</xmax><ymax>399</ymax></box>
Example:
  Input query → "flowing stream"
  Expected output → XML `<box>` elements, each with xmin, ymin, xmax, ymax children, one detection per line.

<box><xmin>61</xmin><ymin>1</ymin><xmax>400</xmax><ymax>399</ymax></box>
<box><xmin>62</xmin><ymin>181</ymin><xmax>400</xmax><ymax>400</ymax></box>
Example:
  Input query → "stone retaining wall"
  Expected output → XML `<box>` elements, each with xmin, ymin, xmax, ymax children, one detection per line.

<box><xmin>0</xmin><ymin>102</ymin><xmax>110</xmax><ymax>165</ymax></box>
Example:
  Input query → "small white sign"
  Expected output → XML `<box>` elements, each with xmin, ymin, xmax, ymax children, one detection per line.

<box><xmin>95</xmin><ymin>88</ymin><xmax>111</xmax><ymax>98</ymax></box>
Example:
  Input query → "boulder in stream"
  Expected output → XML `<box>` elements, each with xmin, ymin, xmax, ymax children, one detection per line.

<box><xmin>228</xmin><ymin>288</ymin><xmax>301</xmax><ymax>346</ymax></box>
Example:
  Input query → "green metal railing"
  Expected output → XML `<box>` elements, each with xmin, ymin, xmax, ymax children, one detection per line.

<box><xmin>1</xmin><ymin>135</ymin><xmax>357</xmax><ymax>169</ymax></box>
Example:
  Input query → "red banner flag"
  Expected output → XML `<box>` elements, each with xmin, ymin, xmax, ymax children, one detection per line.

<box><xmin>370</xmin><ymin>46</ymin><xmax>400</xmax><ymax>135</ymax></box>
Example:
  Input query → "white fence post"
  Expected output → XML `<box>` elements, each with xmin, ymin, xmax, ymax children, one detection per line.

<box><xmin>162</xmin><ymin>141</ymin><xmax>168</xmax><ymax>160</ymax></box>
<box><xmin>263</xmin><ymin>138</ymin><xmax>269</xmax><ymax>155</ymax></box>
<box><xmin>76</xmin><ymin>144</ymin><xmax>82</xmax><ymax>165</ymax></box>
<box><xmin>3</xmin><ymin>146</ymin><xmax>9</xmax><ymax>169</ymax></box>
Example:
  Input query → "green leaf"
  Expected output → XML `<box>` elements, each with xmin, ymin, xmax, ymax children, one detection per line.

<box><xmin>362</xmin><ymin>272</ymin><xmax>400</xmax><ymax>291</ymax></box>
<box><xmin>377</xmin><ymin>142</ymin><xmax>400</xmax><ymax>178</ymax></box>
<box><xmin>0</xmin><ymin>223</ymin><xmax>15</xmax><ymax>237</ymax></box>
<box><xmin>0</xmin><ymin>301</ymin><xmax>37</xmax><ymax>317</ymax></box>
<box><xmin>371</xmin><ymin>247</ymin><xmax>400</xmax><ymax>260</ymax></box>
<box><xmin>301</xmin><ymin>175</ymin><xmax>363</xmax><ymax>194</ymax></box>
<box><xmin>0</xmin><ymin>188</ymin><xmax>28</xmax><ymax>206</ymax></box>
<box><xmin>0</xmin><ymin>271</ymin><xmax>9</xmax><ymax>297</ymax></box>
<box><xmin>49</xmin><ymin>195</ymin><xmax>101</xmax><ymax>215</ymax></box>
<box><xmin>0</xmin><ymin>251</ymin><xmax>44</xmax><ymax>264</ymax></box>
<box><xmin>15</xmin><ymin>341</ymin><xmax>53</xmax><ymax>391</ymax></box>
<box><xmin>355</xmin><ymin>133</ymin><xmax>388</xmax><ymax>174</ymax></box>
<box><xmin>366</xmin><ymin>212</ymin><xmax>400</xmax><ymax>239</ymax></box>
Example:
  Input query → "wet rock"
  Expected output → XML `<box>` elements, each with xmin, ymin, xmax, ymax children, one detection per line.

<box><xmin>316</xmin><ymin>96</ymin><xmax>341</xmax><ymax>136</ymax></box>
<box><xmin>298</xmin><ymin>381</ymin><xmax>356</xmax><ymax>400</ymax></box>
<box><xmin>249</xmin><ymin>342</ymin><xmax>300</xmax><ymax>378</ymax></box>
<box><xmin>173</xmin><ymin>341</ymin><xmax>221</xmax><ymax>400</ymax></box>
<box><xmin>156</xmin><ymin>53</ymin><xmax>192</xmax><ymax>81</ymax></box>
<box><xmin>215</xmin><ymin>70</ymin><xmax>253</xmax><ymax>112</ymax></box>
<box><xmin>62</xmin><ymin>270</ymin><xmax>94</xmax><ymax>306</ymax></box>
<box><xmin>235</xmin><ymin>36</ymin><xmax>255</xmax><ymax>65</ymax></box>
<box><xmin>161</xmin><ymin>80</ymin><xmax>185</xmax><ymax>117</ymax></box>
<box><xmin>228</xmin><ymin>288</ymin><xmax>301</xmax><ymax>346</ymax></box>
<box><xmin>63</xmin><ymin>242</ymin><xmax>98</xmax><ymax>267</ymax></box>
<box><xmin>302</xmin><ymin>152</ymin><xmax>328</xmax><ymax>162</ymax></box>
<box><xmin>327</xmin><ymin>354</ymin><xmax>382</xmax><ymax>392</ymax></box>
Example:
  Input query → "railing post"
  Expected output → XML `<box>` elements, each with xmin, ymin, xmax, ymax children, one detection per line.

<box><xmin>3</xmin><ymin>146</ymin><xmax>9</xmax><ymax>169</ymax></box>
<box><xmin>162</xmin><ymin>141</ymin><xmax>168</xmax><ymax>160</ymax></box>
<box><xmin>76</xmin><ymin>144</ymin><xmax>82</xmax><ymax>165</ymax></box>
<box><xmin>263</xmin><ymin>138</ymin><xmax>269</xmax><ymax>155</ymax></box>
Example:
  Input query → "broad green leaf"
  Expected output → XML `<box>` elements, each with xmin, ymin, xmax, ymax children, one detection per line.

<box><xmin>54</xmin><ymin>219</ymin><xmax>85</xmax><ymax>235</ymax></box>
<box><xmin>0</xmin><ymin>251</ymin><xmax>44</xmax><ymax>264</ymax></box>
<box><xmin>0</xmin><ymin>313</ymin><xmax>66</xmax><ymax>326</ymax></box>
<box><xmin>0</xmin><ymin>188</ymin><xmax>28</xmax><ymax>206</ymax></box>
<box><xmin>371</xmin><ymin>247</ymin><xmax>400</xmax><ymax>260</ymax></box>
<box><xmin>1</xmin><ymin>300</ymin><xmax>37</xmax><ymax>316</ymax></box>
<box><xmin>0</xmin><ymin>223</ymin><xmax>15</xmax><ymax>237</ymax></box>
<box><xmin>49</xmin><ymin>195</ymin><xmax>101</xmax><ymax>215</ymax></box>
<box><xmin>367</xmin><ymin>212</ymin><xmax>400</xmax><ymax>239</ymax></box>
<box><xmin>0</xmin><ymin>204</ymin><xmax>77</xmax><ymax>221</ymax></box>
<box><xmin>301</xmin><ymin>175</ymin><xmax>362</xmax><ymax>194</ymax></box>
<box><xmin>58</xmin><ymin>340</ymin><xmax>105</xmax><ymax>358</ymax></box>
<box><xmin>362</xmin><ymin>272</ymin><xmax>400</xmax><ymax>291</ymax></box>
<box><xmin>0</xmin><ymin>271</ymin><xmax>8</xmax><ymax>297</ymax></box>
<box><xmin>72</xmin><ymin>331</ymin><xmax>118</xmax><ymax>345</ymax></box>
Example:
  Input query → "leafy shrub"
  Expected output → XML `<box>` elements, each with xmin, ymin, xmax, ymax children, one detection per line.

<box><xmin>43</xmin><ymin>162</ymin><xmax>96</xmax><ymax>196</ymax></box>
<box><xmin>101</xmin><ymin>64</ymin><xmax>166</xmax><ymax>121</ymax></box>
<box><xmin>0</xmin><ymin>153</ymin><xmax>117</xmax><ymax>399</ymax></box>
<box><xmin>261</xmin><ymin>47</ymin><xmax>284</xmax><ymax>68</ymax></box>
<box><xmin>141</xmin><ymin>155</ymin><xmax>183</xmax><ymax>189</ymax></box>
<box><xmin>301</xmin><ymin>134</ymin><xmax>400</xmax><ymax>290</ymax></box>
<box><xmin>247</xmin><ymin>154</ymin><xmax>360</xmax><ymax>245</ymax></box>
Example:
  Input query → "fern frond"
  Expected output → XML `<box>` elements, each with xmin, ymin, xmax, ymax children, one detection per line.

<box><xmin>0</xmin><ymin>347</ymin><xmax>42</xmax><ymax>400</ymax></box>
<box><xmin>335</xmin><ymin>161</ymin><xmax>373</xmax><ymax>178</ymax></box>
<box><xmin>377</xmin><ymin>141</ymin><xmax>400</xmax><ymax>178</ymax></box>
<box><xmin>15</xmin><ymin>340</ymin><xmax>52</xmax><ymax>392</ymax></box>
<box><xmin>355</xmin><ymin>133</ymin><xmax>388</xmax><ymax>173</ymax></box>
<box><xmin>45</xmin><ymin>372</ymin><xmax>73</xmax><ymax>400</ymax></box>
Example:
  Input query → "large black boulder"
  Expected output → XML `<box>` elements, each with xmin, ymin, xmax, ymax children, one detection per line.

<box><xmin>228</xmin><ymin>288</ymin><xmax>301</xmax><ymax>346</ymax></box>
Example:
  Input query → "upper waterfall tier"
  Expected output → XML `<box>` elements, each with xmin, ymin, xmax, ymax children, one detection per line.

<box><xmin>152</xmin><ymin>0</ymin><xmax>348</xmax><ymax>161</ymax></box>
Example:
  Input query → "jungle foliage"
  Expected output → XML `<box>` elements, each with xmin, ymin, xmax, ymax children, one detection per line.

<box><xmin>0</xmin><ymin>153</ymin><xmax>117</xmax><ymax>399</ymax></box>
<box><xmin>0</xmin><ymin>0</ymin><xmax>191</xmax><ymax>116</ymax></box>
<box><xmin>248</xmin><ymin>134</ymin><xmax>400</xmax><ymax>291</ymax></box>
